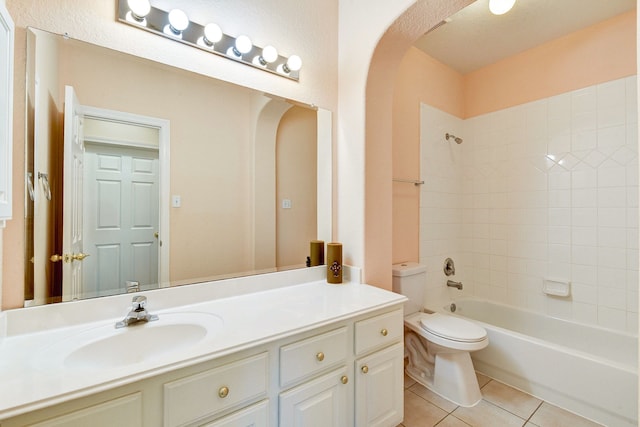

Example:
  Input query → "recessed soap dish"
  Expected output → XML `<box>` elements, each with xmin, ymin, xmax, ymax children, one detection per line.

<box><xmin>542</xmin><ymin>278</ymin><xmax>571</xmax><ymax>297</ymax></box>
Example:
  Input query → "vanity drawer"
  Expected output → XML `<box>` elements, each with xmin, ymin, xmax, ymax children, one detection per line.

<box><xmin>280</xmin><ymin>327</ymin><xmax>348</xmax><ymax>387</ymax></box>
<box><xmin>164</xmin><ymin>352</ymin><xmax>268</xmax><ymax>427</ymax></box>
<box><xmin>354</xmin><ymin>309</ymin><xmax>403</xmax><ymax>356</ymax></box>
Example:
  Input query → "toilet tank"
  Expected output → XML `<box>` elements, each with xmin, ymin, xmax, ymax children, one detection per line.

<box><xmin>392</xmin><ymin>262</ymin><xmax>427</xmax><ymax>315</ymax></box>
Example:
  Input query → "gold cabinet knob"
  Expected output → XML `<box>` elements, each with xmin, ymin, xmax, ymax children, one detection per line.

<box><xmin>218</xmin><ymin>386</ymin><xmax>229</xmax><ymax>398</ymax></box>
<box><xmin>380</xmin><ymin>328</ymin><xmax>388</xmax><ymax>336</ymax></box>
<box><xmin>71</xmin><ymin>252</ymin><xmax>90</xmax><ymax>261</ymax></box>
<box><xmin>341</xmin><ymin>375</ymin><xmax>349</xmax><ymax>384</ymax></box>
<box><xmin>50</xmin><ymin>254</ymin><xmax>65</xmax><ymax>263</ymax></box>
<box><xmin>316</xmin><ymin>352</ymin><xmax>325</xmax><ymax>362</ymax></box>
<box><xmin>361</xmin><ymin>365</ymin><xmax>369</xmax><ymax>374</ymax></box>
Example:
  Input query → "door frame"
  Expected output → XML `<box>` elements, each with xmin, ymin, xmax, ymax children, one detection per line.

<box><xmin>82</xmin><ymin>105</ymin><xmax>171</xmax><ymax>288</ymax></box>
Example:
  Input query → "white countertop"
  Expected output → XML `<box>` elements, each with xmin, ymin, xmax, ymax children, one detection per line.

<box><xmin>0</xmin><ymin>279</ymin><xmax>405</xmax><ymax>419</ymax></box>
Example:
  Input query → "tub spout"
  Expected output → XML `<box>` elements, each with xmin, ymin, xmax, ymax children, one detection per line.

<box><xmin>447</xmin><ymin>280</ymin><xmax>463</xmax><ymax>290</ymax></box>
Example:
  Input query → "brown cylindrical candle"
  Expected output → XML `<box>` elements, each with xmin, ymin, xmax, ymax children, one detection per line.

<box><xmin>326</xmin><ymin>242</ymin><xmax>343</xmax><ymax>284</ymax></box>
<box><xmin>310</xmin><ymin>240</ymin><xmax>324</xmax><ymax>266</ymax></box>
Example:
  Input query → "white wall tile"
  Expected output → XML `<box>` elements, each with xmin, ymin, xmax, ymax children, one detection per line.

<box><xmin>597</xmin><ymin>266</ymin><xmax>627</xmax><ymax>289</ymax></box>
<box><xmin>597</xmin><ymin>306</ymin><xmax>627</xmax><ymax>330</ymax></box>
<box><xmin>598</xmin><ymin>125</ymin><xmax>626</xmax><ymax>151</ymax></box>
<box><xmin>572</xmin><ymin>245</ymin><xmax>598</xmax><ymax>266</ymax></box>
<box><xmin>418</xmin><ymin>77</ymin><xmax>637</xmax><ymax>333</ymax></box>
<box><xmin>572</xmin><ymin>226</ymin><xmax>597</xmax><ymax>246</ymax></box>
<box><xmin>597</xmin><ymin>79</ymin><xmax>626</xmax><ymax>129</ymax></box>
<box><xmin>598</xmin><ymin>187</ymin><xmax>626</xmax><ymax>207</ymax></box>
<box><xmin>626</xmin><ymin>312</ymin><xmax>638</xmax><ymax>334</ymax></box>
<box><xmin>625</xmin><ymin>76</ymin><xmax>638</xmax><ymax>124</ymax></box>
<box><xmin>548</xmin><ymin>226</ymin><xmax>570</xmax><ymax>244</ymax></box>
<box><xmin>598</xmin><ymin>227</ymin><xmax>629</xmax><ymax>248</ymax></box>
<box><xmin>598</xmin><ymin>164</ymin><xmax>627</xmax><ymax>187</ymax></box>
<box><xmin>597</xmin><ymin>207</ymin><xmax>626</xmax><ymax>227</ymax></box>
<box><xmin>572</xmin><ymin>283</ymin><xmax>598</xmax><ymax>304</ymax></box>
<box><xmin>573</xmin><ymin>189</ymin><xmax>597</xmax><ymax>207</ymax></box>
<box><xmin>597</xmin><ymin>247</ymin><xmax>627</xmax><ymax>269</ymax></box>
<box><xmin>572</xmin><ymin>207</ymin><xmax>597</xmax><ymax>227</ymax></box>
<box><xmin>572</xmin><ymin>302</ymin><xmax>598</xmax><ymax>325</ymax></box>
<box><xmin>572</xmin><ymin>169</ymin><xmax>597</xmax><ymax>189</ymax></box>
<box><xmin>572</xmin><ymin>264</ymin><xmax>597</xmax><ymax>286</ymax></box>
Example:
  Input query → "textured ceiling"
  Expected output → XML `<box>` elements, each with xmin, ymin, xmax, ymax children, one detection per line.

<box><xmin>414</xmin><ymin>0</ymin><xmax>636</xmax><ymax>74</ymax></box>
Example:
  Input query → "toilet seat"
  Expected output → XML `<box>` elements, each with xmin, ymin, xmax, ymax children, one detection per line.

<box><xmin>419</xmin><ymin>313</ymin><xmax>487</xmax><ymax>343</ymax></box>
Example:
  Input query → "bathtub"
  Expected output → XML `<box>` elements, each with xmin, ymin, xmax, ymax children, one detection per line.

<box><xmin>441</xmin><ymin>298</ymin><xmax>638</xmax><ymax>427</ymax></box>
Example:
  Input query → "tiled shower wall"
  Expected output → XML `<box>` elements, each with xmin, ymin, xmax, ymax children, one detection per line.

<box><xmin>420</xmin><ymin>76</ymin><xmax>638</xmax><ymax>333</ymax></box>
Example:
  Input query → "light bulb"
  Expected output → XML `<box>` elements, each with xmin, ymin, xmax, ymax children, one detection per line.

<box><xmin>261</xmin><ymin>45</ymin><xmax>278</xmax><ymax>64</ymax></box>
<box><xmin>168</xmin><ymin>9</ymin><xmax>189</xmax><ymax>34</ymax></box>
<box><xmin>235</xmin><ymin>35</ymin><xmax>253</xmax><ymax>54</ymax></box>
<box><xmin>489</xmin><ymin>0</ymin><xmax>516</xmax><ymax>15</ymax></box>
<box><xmin>284</xmin><ymin>55</ymin><xmax>302</xmax><ymax>73</ymax></box>
<box><xmin>203</xmin><ymin>23</ymin><xmax>223</xmax><ymax>46</ymax></box>
<box><xmin>127</xmin><ymin>0</ymin><xmax>151</xmax><ymax>20</ymax></box>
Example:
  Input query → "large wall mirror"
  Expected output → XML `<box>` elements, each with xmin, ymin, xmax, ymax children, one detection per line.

<box><xmin>25</xmin><ymin>27</ymin><xmax>331</xmax><ymax>306</ymax></box>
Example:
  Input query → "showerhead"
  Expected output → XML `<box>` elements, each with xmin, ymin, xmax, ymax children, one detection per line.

<box><xmin>445</xmin><ymin>133</ymin><xmax>463</xmax><ymax>144</ymax></box>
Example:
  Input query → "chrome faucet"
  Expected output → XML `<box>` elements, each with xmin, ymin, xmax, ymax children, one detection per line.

<box><xmin>115</xmin><ymin>295</ymin><xmax>159</xmax><ymax>328</ymax></box>
<box><xmin>446</xmin><ymin>280</ymin><xmax>463</xmax><ymax>290</ymax></box>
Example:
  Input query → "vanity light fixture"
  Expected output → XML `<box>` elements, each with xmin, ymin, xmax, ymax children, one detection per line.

<box><xmin>489</xmin><ymin>0</ymin><xmax>516</xmax><ymax>15</ymax></box>
<box><xmin>117</xmin><ymin>0</ymin><xmax>302</xmax><ymax>81</ymax></box>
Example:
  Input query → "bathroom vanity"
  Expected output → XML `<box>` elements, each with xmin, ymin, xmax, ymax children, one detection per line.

<box><xmin>0</xmin><ymin>268</ymin><xmax>406</xmax><ymax>426</ymax></box>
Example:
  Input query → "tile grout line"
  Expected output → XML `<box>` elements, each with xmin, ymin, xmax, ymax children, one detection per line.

<box><xmin>523</xmin><ymin>400</ymin><xmax>544</xmax><ymax>426</ymax></box>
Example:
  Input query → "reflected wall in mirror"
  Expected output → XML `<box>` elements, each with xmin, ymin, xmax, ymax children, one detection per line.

<box><xmin>25</xmin><ymin>28</ymin><xmax>329</xmax><ymax>306</ymax></box>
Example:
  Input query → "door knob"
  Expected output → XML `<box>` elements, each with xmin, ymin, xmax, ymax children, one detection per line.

<box><xmin>71</xmin><ymin>253</ymin><xmax>90</xmax><ymax>261</ymax></box>
<box><xmin>50</xmin><ymin>254</ymin><xmax>71</xmax><ymax>263</ymax></box>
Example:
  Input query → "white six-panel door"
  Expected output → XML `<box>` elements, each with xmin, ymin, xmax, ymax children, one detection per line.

<box><xmin>83</xmin><ymin>143</ymin><xmax>159</xmax><ymax>297</ymax></box>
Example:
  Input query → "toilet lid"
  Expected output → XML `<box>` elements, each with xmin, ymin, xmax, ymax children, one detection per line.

<box><xmin>419</xmin><ymin>313</ymin><xmax>487</xmax><ymax>343</ymax></box>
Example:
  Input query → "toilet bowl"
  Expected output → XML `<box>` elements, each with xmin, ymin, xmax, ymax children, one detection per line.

<box><xmin>392</xmin><ymin>262</ymin><xmax>488</xmax><ymax>407</ymax></box>
<box><xmin>404</xmin><ymin>311</ymin><xmax>488</xmax><ymax>407</ymax></box>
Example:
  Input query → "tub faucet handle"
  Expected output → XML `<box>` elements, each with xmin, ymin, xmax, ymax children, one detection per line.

<box><xmin>443</xmin><ymin>258</ymin><xmax>456</xmax><ymax>276</ymax></box>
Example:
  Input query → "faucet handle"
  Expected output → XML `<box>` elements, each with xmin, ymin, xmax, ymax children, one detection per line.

<box><xmin>132</xmin><ymin>295</ymin><xmax>147</xmax><ymax>310</ymax></box>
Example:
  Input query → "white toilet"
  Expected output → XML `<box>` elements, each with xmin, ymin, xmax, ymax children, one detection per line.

<box><xmin>392</xmin><ymin>262</ymin><xmax>488</xmax><ymax>407</ymax></box>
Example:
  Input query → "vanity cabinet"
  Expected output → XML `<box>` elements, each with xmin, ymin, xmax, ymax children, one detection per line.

<box><xmin>0</xmin><ymin>305</ymin><xmax>404</xmax><ymax>427</ymax></box>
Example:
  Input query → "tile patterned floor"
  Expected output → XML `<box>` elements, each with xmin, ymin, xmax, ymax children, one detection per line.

<box><xmin>398</xmin><ymin>373</ymin><xmax>604</xmax><ymax>427</ymax></box>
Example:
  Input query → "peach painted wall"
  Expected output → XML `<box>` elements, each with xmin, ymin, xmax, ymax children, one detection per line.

<box><xmin>465</xmin><ymin>10</ymin><xmax>637</xmax><ymax>118</ymax></box>
<box><xmin>392</xmin><ymin>10</ymin><xmax>637</xmax><ymax>267</ymax></box>
<box><xmin>392</xmin><ymin>47</ymin><xmax>463</xmax><ymax>264</ymax></box>
<box><xmin>276</xmin><ymin>106</ymin><xmax>317</xmax><ymax>267</ymax></box>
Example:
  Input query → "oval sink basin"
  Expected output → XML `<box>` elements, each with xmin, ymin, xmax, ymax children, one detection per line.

<box><xmin>40</xmin><ymin>312</ymin><xmax>224</xmax><ymax>370</ymax></box>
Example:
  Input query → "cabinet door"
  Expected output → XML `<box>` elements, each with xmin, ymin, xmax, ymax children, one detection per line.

<box><xmin>279</xmin><ymin>366</ymin><xmax>352</xmax><ymax>427</ymax></box>
<box><xmin>355</xmin><ymin>343</ymin><xmax>404</xmax><ymax>427</ymax></box>
<box><xmin>27</xmin><ymin>393</ymin><xmax>142</xmax><ymax>427</ymax></box>
<box><xmin>0</xmin><ymin>1</ymin><xmax>14</xmax><ymax>226</ymax></box>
